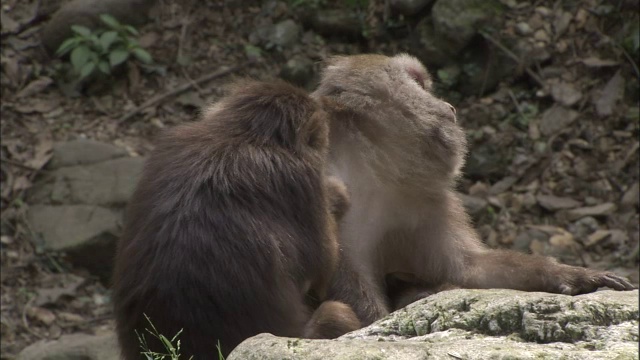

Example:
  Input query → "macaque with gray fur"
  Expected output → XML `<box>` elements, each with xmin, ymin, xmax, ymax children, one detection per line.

<box><xmin>312</xmin><ymin>54</ymin><xmax>636</xmax><ymax>326</ymax></box>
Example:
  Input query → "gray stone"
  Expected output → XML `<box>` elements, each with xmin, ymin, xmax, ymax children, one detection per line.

<box><xmin>269</xmin><ymin>19</ymin><xmax>300</xmax><ymax>48</ymax></box>
<box><xmin>27</xmin><ymin>205</ymin><xmax>121</xmax><ymax>280</ymax></box>
<box><xmin>229</xmin><ymin>289</ymin><xmax>639</xmax><ymax>359</ymax></box>
<box><xmin>412</xmin><ymin>18</ymin><xmax>458</xmax><ymax>66</ymax></box>
<box><xmin>52</xmin><ymin>157</ymin><xmax>145</xmax><ymax>206</ymax></box>
<box><xmin>41</xmin><ymin>0</ymin><xmax>156</xmax><ymax>53</ymax></box>
<box><xmin>280</xmin><ymin>56</ymin><xmax>315</xmax><ymax>87</ymax></box>
<box><xmin>389</xmin><ymin>0</ymin><xmax>434</xmax><ymax>16</ymax></box>
<box><xmin>305</xmin><ymin>10</ymin><xmax>362</xmax><ymax>39</ymax></box>
<box><xmin>48</xmin><ymin>139</ymin><xmax>128</xmax><ymax>169</ymax></box>
<box><xmin>540</xmin><ymin>105</ymin><xmax>580</xmax><ymax>136</ymax></box>
<box><xmin>431</xmin><ymin>0</ymin><xmax>504</xmax><ymax>53</ymax></box>
<box><xmin>17</xmin><ymin>332</ymin><xmax>119</xmax><ymax>360</ymax></box>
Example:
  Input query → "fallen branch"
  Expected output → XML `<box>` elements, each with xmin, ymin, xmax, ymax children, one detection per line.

<box><xmin>479</xmin><ymin>30</ymin><xmax>546</xmax><ymax>89</ymax></box>
<box><xmin>117</xmin><ymin>60</ymin><xmax>256</xmax><ymax>125</ymax></box>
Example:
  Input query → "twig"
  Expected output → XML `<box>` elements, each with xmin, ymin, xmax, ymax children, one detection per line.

<box><xmin>479</xmin><ymin>30</ymin><xmax>546</xmax><ymax>88</ymax></box>
<box><xmin>506</xmin><ymin>89</ymin><xmax>524</xmax><ymax>117</ymax></box>
<box><xmin>117</xmin><ymin>61</ymin><xmax>255</xmax><ymax>125</ymax></box>
<box><xmin>21</xmin><ymin>295</ymin><xmax>45</xmax><ymax>339</ymax></box>
<box><xmin>0</xmin><ymin>158</ymin><xmax>43</xmax><ymax>172</ymax></box>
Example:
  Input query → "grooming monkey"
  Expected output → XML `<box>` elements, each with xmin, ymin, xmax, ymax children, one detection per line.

<box><xmin>312</xmin><ymin>54</ymin><xmax>636</xmax><ymax>326</ymax></box>
<box><xmin>112</xmin><ymin>80</ymin><xmax>359</xmax><ymax>359</ymax></box>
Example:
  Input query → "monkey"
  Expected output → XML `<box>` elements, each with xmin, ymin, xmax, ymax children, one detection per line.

<box><xmin>311</xmin><ymin>53</ymin><xmax>636</xmax><ymax>327</ymax></box>
<box><xmin>111</xmin><ymin>79</ymin><xmax>360</xmax><ymax>359</ymax></box>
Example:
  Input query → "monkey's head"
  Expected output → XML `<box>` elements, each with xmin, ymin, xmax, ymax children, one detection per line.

<box><xmin>204</xmin><ymin>79</ymin><xmax>330</xmax><ymax>163</ymax></box>
<box><xmin>314</xmin><ymin>54</ymin><xmax>467</xmax><ymax>193</ymax></box>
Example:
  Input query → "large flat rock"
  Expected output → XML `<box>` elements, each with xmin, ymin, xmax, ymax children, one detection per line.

<box><xmin>229</xmin><ymin>289</ymin><xmax>639</xmax><ymax>360</ymax></box>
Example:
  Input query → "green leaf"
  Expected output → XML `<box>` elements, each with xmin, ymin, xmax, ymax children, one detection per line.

<box><xmin>70</xmin><ymin>45</ymin><xmax>92</xmax><ymax>70</ymax></box>
<box><xmin>99</xmin><ymin>31</ymin><xmax>119</xmax><ymax>52</ymax></box>
<box><xmin>109</xmin><ymin>49</ymin><xmax>129</xmax><ymax>67</ymax></box>
<box><xmin>97</xmin><ymin>60</ymin><xmax>110</xmax><ymax>74</ymax></box>
<box><xmin>79</xmin><ymin>61</ymin><xmax>96</xmax><ymax>79</ymax></box>
<box><xmin>131</xmin><ymin>47</ymin><xmax>152</xmax><ymax>64</ymax></box>
<box><xmin>125</xmin><ymin>25</ymin><xmax>139</xmax><ymax>36</ymax></box>
<box><xmin>55</xmin><ymin>37</ymin><xmax>81</xmax><ymax>56</ymax></box>
<box><xmin>99</xmin><ymin>14</ymin><xmax>121</xmax><ymax>29</ymax></box>
<box><xmin>70</xmin><ymin>25</ymin><xmax>92</xmax><ymax>37</ymax></box>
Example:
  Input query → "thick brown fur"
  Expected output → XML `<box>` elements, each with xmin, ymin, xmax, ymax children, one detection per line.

<box><xmin>312</xmin><ymin>54</ymin><xmax>636</xmax><ymax>326</ymax></box>
<box><xmin>112</xmin><ymin>79</ymin><xmax>358</xmax><ymax>359</ymax></box>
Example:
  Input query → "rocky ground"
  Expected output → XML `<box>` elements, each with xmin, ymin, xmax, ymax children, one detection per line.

<box><xmin>1</xmin><ymin>0</ymin><xmax>638</xmax><ymax>358</ymax></box>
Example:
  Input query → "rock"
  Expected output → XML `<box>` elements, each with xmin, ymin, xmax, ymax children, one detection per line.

<box><xmin>539</xmin><ymin>105</ymin><xmax>580</xmax><ymax>136</ymax></box>
<box><xmin>41</xmin><ymin>0</ymin><xmax>156</xmax><ymax>53</ymax></box>
<box><xmin>229</xmin><ymin>289</ymin><xmax>639</xmax><ymax>359</ymax></box>
<box><xmin>279</xmin><ymin>56</ymin><xmax>314</xmax><ymax>87</ymax></box>
<box><xmin>515</xmin><ymin>22</ymin><xmax>532</xmax><ymax>35</ymax></box>
<box><xmin>17</xmin><ymin>333</ymin><xmax>119</xmax><ymax>360</ymax></box>
<box><xmin>569</xmin><ymin>216</ymin><xmax>600</xmax><ymax>239</ymax></box>
<box><xmin>459</xmin><ymin>194</ymin><xmax>488</xmax><ymax>216</ymax></box>
<box><xmin>513</xmin><ymin>228</ymin><xmax>548</xmax><ymax>252</ymax></box>
<box><xmin>389</xmin><ymin>0</ymin><xmax>434</xmax><ymax>16</ymax></box>
<box><xmin>412</xmin><ymin>18</ymin><xmax>459</xmax><ymax>66</ymax></box>
<box><xmin>550</xmin><ymin>81</ymin><xmax>583</xmax><ymax>107</ymax></box>
<box><xmin>567</xmin><ymin>203</ymin><xmax>617</xmax><ymax>221</ymax></box>
<box><xmin>304</xmin><ymin>10</ymin><xmax>362</xmax><ymax>39</ymax></box>
<box><xmin>48</xmin><ymin>139</ymin><xmax>128</xmax><ymax>169</ymax></box>
<box><xmin>27</xmin><ymin>205</ymin><xmax>121</xmax><ymax>281</ymax></box>
<box><xmin>536</xmin><ymin>194</ymin><xmax>581</xmax><ymax>211</ymax></box>
<box><xmin>269</xmin><ymin>19</ymin><xmax>300</xmax><ymax>48</ymax></box>
<box><xmin>431</xmin><ymin>0</ymin><xmax>505</xmax><ymax>53</ymax></box>
<box><xmin>50</xmin><ymin>157</ymin><xmax>145</xmax><ymax>206</ymax></box>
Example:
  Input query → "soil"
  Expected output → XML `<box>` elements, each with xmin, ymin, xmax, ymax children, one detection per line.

<box><xmin>1</xmin><ymin>0</ymin><xmax>638</xmax><ymax>358</ymax></box>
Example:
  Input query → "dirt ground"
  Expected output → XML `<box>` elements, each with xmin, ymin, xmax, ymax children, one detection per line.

<box><xmin>1</xmin><ymin>0</ymin><xmax>638</xmax><ymax>358</ymax></box>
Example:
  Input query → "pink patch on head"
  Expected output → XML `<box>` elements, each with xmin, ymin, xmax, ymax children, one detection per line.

<box><xmin>406</xmin><ymin>66</ymin><xmax>425</xmax><ymax>88</ymax></box>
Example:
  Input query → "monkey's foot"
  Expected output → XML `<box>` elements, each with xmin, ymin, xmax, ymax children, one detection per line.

<box><xmin>558</xmin><ymin>267</ymin><xmax>637</xmax><ymax>295</ymax></box>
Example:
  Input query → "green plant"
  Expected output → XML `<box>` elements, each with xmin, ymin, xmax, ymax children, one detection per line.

<box><xmin>137</xmin><ymin>314</ymin><xmax>225</xmax><ymax>360</ymax></box>
<box><xmin>55</xmin><ymin>14</ymin><xmax>152</xmax><ymax>81</ymax></box>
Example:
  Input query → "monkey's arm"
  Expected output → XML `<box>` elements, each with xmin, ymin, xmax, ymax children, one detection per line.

<box><xmin>460</xmin><ymin>249</ymin><xmax>636</xmax><ymax>295</ymax></box>
<box><xmin>327</xmin><ymin>253</ymin><xmax>390</xmax><ymax>326</ymax></box>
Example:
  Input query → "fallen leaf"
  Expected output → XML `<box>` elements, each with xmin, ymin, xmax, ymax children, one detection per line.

<box><xmin>25</xmin><ymin>137</ymin><xmax>53</xmax><ymax>170</ymax></box>
<box><xmin>567</xmin><ymin>203</ymin><xmax>617</xmax><ymax>221</ymax></box>
<box><xmin>593</xmin><ymin>70</ymin><xmax>624</xmax><ymax>117</ymax></box>
<box><xmin>12</xmin><ymin>175</ymin><xmax>31</xmax><ymax>192</ymax></box>
<box><xmin>0</xmin><ymin>12</ymin><xmax>20</xmax><ymax>34</ymax></box>
<box><xmin>581</xmin><ymin>57</ymin><xmax>618</xmax><ymax>67</ymax></box>
<box><xmin>26</xmin><ymin>307</ymin><xmax>56</xmax><ymax>325</ymax></box>
<box><xmin>16</xmin><ymin>77</ymin><xmax>53</xmax><ymax>98</ymax></box>
<box><xmin>540</xmin><ymin>105</ymin><xmax>579</xmax><ymax>136</ymax></box>
<box><xmin>34</xmin><ymin>274</ymin><xmax>86</xmax><ymax>307</ymax></box>
<box><xmin>536</xmin><ymin>194</ymin><xmax>581</xmax><ymax>211</ymax></box>
<box><xmin>550</xmin><ymin>81</ymin><xmax>582</xmax><ymax>107</ymax></box>
<box><xmin>1</xmin><ymin>55</ymin><xmax>22</xmax><ymax>86</ymax></box>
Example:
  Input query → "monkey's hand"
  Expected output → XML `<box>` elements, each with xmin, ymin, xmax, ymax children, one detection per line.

<box><xmin>556</xmin><ymin>266</ymin><xmax>637</xmax><ymax>295</ymax></box>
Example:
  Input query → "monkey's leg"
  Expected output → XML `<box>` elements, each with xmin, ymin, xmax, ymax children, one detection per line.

<box><xmin>327</xmin><ymin>255</ymin><xmax>390</xmax><ymax>326</ymax></box>
<box><xmin>461</xmin><ymin>249</ymin><xmax>636</xmax><ymax>295</ymax></box>
<box><xmin>303</xmin><ymin>301</ymin><xmax>361</xmax><ymax>339</ymax></box>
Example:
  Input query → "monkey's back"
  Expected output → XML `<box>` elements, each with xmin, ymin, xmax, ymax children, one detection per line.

<box><xmin>112</xmin><ymin>84</ymin><xmax>331</xmax><ymax>359</ymax></box>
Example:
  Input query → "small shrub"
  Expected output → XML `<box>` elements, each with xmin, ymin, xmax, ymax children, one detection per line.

<box><xmin>55</xmin><ymin>14</ymin><xmax>152</xmax><ymax>81</ymax></box>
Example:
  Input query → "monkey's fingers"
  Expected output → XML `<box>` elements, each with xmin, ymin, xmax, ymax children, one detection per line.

<box><xmin>598</xmin><ymin>273</ymin><xmax>636</xmax><ymax>291</ymax></box>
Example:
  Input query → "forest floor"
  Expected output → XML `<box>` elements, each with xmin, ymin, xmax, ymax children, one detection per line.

<box><xmin>1</xmin><ymin>0</ymin><xmax>638</xmax><ymax>357</ymax></box>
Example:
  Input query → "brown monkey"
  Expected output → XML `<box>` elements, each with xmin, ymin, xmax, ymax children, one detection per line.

<box><xmin>112</xmin><ymin>79</ymin><xmax>359</xmax><ymax>359</ymax></box>
<box><xmin>312</xmin><ymin>53</ymin><xmax>636</xmax><ymax>326</ymax></box>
